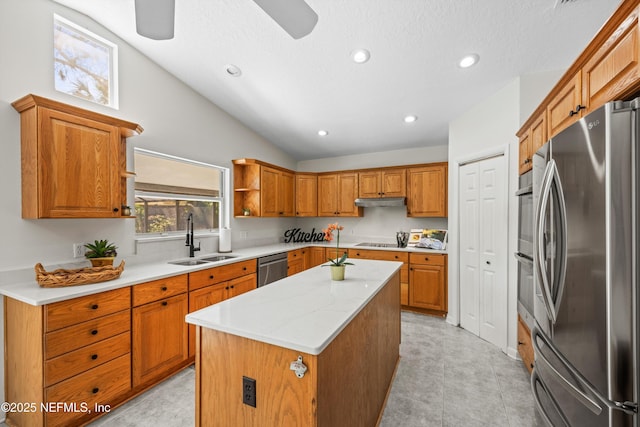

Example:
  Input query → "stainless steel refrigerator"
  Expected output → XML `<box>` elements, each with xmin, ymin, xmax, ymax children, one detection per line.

<box><xmin>531</xmin><ymin>99</ymin><xmax>639</xmax><ymax>426</ymax></box>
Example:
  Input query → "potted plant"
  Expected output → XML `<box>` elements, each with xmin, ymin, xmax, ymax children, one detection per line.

<box><xmin>322</xmin><ymin>223</ymin><xmax>353</xmax><ymax>281</ymax></box>
<box><xmin>84</xmin><ymin>239</ymin><xmax>118</xmax><ymax>267</ymax></box>
<box><xmin>242</xmin><ymin>207</ymin><xmax>251</xmax><ymax>216</ymax></box>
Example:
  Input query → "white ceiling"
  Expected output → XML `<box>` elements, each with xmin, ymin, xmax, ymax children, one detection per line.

<box><xmin>52</xmin><ymin>0</ymin><xmax>621</xmax><ymax>160</ymax></box>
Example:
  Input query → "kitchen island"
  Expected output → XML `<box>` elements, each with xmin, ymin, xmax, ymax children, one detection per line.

<box><xmin>186</xmin><ymin>259</ymin><xmax>402</xmax><ymax>427</ymax></box>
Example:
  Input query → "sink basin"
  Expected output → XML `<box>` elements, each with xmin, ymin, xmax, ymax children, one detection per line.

<box><xmin>168</xmin><ymin>259</ymin><xmax>210</xmax><ymax>266</ymax></box>
<box><xmin>200</xmin><ymin>255</ymin><xmax>237</xmax><ymax>262</ymax></box>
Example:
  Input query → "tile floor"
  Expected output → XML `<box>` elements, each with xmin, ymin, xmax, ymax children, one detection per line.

<box><xmin>2</xmin><ymin>312</ymin><xmax>543</xmax><ymax>426</ymax></box>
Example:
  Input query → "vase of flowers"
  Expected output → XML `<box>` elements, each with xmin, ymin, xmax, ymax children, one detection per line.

<box><xmin>322</xmin><ymin>223</ymin><xmax>353</xmax><ymax>281</ymax></box>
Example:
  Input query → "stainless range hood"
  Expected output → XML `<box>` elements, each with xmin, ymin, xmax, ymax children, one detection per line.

<box><xmin>354</xmin><ymin>197</ymin><xmax>406</xmax><ymax>207</ymax></box>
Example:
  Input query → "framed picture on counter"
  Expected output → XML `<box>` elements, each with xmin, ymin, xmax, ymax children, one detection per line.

<box><xmin>408</xmin><ymin>229</ymin><xmax>448</xmax><ymax>250</ymax></box>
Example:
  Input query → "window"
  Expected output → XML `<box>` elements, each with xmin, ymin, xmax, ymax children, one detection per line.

<box><xmin>53</xmin><ymin>14</ymin><xmax>119</xmax><ymax>108</ymax></box>
<box><xmin>134</xmin><ymin>148</ymin><xmax>228</xmax><ymax>235</ymax></box>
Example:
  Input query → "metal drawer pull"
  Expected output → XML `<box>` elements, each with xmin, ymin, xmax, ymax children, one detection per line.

<box><xmin>92</xmin><ymin>387</ymin><xmax>99</xmax><ymax>394</ymax></box>
<box><xmin>162</xmin><ymin>301</ymin><xmax>168</xmax><ymax>306</ymax></box>
<box><xmin>91</xmin><ymin>330</ymin><xmax>98</xmax><ymax>335</ymax></box>
<box><xmin>91</xmin><ymin>304</ymin><xmax>99</xmax><ymax>310</ymax></box>
<box><xmin>91</xmin><ymin>354</ymin><xmax>98</xmax><ymax>360</ymax></box>
<box><xmin>161</xmin><ymin>286</ymin><xmax>167</xmax><ymax>291</ymax></box>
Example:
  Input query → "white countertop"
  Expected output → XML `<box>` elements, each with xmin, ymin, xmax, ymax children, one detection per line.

<box><xmin>0</xmin><ymin>242</ymin><xmax>444</xmax><ymax>306</ymax></box>
<box><xmin>186</xmin><ymin>259</ymin><xmax>402</xmax><ymax>355</ymax></box>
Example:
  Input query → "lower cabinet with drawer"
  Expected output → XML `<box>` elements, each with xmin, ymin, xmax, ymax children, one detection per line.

<box><xmin>132</xmin><ymin>275</ymin><xmax>189</xmax><ymax>387</ymax></box>
<box><xmin>348</xmin><ymin>249</ymin><xmax>410</xmax><ymax>305</ymax></box>
<box><xmin>187</xmin><ymin>260</ymin><xmax>257</xmax><ymax>357</ymax></box>
<box><xmin>4</xmin><ymin>287</ymin><xmax>132</xmax><ymax>427</ymax></box>
<box><xmin>408</xmin><ymin>253</ymin><xmax>448</xmax><ymax>315</ymax></box>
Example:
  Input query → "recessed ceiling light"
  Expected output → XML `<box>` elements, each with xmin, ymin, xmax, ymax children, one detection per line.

<box><xmin>225</xmin><ymin>64</ymin><xmax>242</xmax><ymax>77</ymax></box>
<box><xmin>404</xmin><ymin>115</ymin><xmax>418</xmax><ymax>123</ymax></box>
<box><xmin>458</xmin><ymin>54</ymin><xmax>479</xmax><ymax>68</ymax></box>
<box><xmin>351</xmin><ymin>48</ymin><xmax>371</xmax><ymax>64</ymax></box>
<box><xmin>318</xmin><ymin>130</ymin><xmax>329</xmax><ymax>136</ymax></box>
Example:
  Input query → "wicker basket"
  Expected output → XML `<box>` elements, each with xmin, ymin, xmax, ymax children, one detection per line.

<box><xmin>35</xmin><ymin>261</ymin><xmax>125</xmax><ymax>288</ymax></box>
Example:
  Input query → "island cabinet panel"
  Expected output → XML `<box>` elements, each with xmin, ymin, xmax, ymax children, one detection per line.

<box><xmin>12</xmin><ymin>94</ymin><xmax>141</xmax><ymax>219</ymax></box>
<box><xmin>133</xmin><ymin>293</ymin><xmax>189</xmax><ymax>387</ymax></box>
<box><xmin>407</xmin><ymin>164</ymin><xmax>447</xmax><ymax>217</ymax></box>
<box><xmin>408</xmin><ymin>253</ymin><xmax>447</xmax><ymax>314</ymax></box>
<box><xmin>348</xmin><ymin>248</ymin><xmax>409</xmax><ymax>304</ymax></box>
<box><xmin>194</xmin><ymin>271</ymin><xmax>400</xmax><ymax>427</ymax></box>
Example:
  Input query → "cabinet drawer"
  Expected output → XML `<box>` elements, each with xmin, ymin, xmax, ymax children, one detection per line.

<box><xmin>132</xmin><ymin>274</ymin><xmax>188</xmax><ymax>307</ymax></box>
<box><xmin>45</xmin><ymin>310</ymin><xmax>130</xmax><ymax>359</ymax></box>
<box><xmin>348</xmin><ymin>249</ymin><xmax>408</xmax><ymax>262</ymax></box>
<box><xmin>45</xmin><ymin>332</ymin><xmax>130</xmax><ymax>387</ymax></box>
<box><xmin>45</xmin><ymin>354</ymin><xmax>131</xmax><ymax>427</ymax></box>
<box><xmin>45</xmin><ymin>287</ymin><xmax>130</xmax><ymax>332</ymax></box>
<box><xmin>189</xmin><ymin>259</ymin><xmax>257</xmax><ymax>291</ymax></box>
<box><xmin>409</xmin><ymin>253</ymin><xmax>446</xmax><ymax>266</ymax></box>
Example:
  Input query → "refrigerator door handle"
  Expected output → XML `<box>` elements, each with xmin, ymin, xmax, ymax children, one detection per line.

<box><xmin>535</xmin><ymin>160</ymin><xmax>558</xmax><ymax>323</ymax></box>
<box><xmin>550</xmin><ymin>159</ymin><xmax>568</xmax><ymax>320</ymax></box>
<box><xmin>531</xmin><ymin>368</ymin><xmax>571</xmax><ymax>427</ymax></box>
<box><xmin>532</xmin><ymin>326</ymin><xmax>638</xmax><ymax>415</ymax></box>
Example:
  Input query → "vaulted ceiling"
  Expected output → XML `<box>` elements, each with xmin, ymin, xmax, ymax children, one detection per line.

<box><xmin>53</xmin><ymin>0</ymin><xmax>621</xmax><ymax>160</ymax></box>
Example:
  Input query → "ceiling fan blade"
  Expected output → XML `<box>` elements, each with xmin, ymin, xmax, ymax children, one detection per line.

<box><xmin>252</xmin><ymin>0</ymin><xmax>318</xmax><ymax>39</ymax></box>
<box><xmin>135</xmin><ymin>0</ymin><xmax>175</xmax><ymax>40</ymax></box>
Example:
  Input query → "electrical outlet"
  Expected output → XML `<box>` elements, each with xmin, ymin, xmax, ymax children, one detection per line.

<box><xmin>240</xmin><ymin>231</ymin><xmax>249</xmax><ymax>239</ymax></box>
<box><xmin>73</xmin><ymin>243</ymin><xmax>85</xmax><ymax>258</ymax></box>
<box><xmin>242</xmin><ymin>376</ymin><xmax>256</xmax><ymax>407</ymax></box>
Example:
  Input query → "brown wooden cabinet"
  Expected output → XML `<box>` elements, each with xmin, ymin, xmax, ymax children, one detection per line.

<box><xmin>187</xmin><ymin>260</ymin><xmax>257</xmax><ymax>356</ymax></box>
<box><xmin>288</xmin><ymin>248</ymin><xmax>306</xmax><ymax>276</ymax></box>
<box><xmin>261</xmin><ymin>166</ymin><xmax>295</xmax><ymax>217</ymax></box>
<box><xmin>518</xmin><ymin>113</ymin><xmax>546</xmax><ymax>175</ymax></box>
<box><xmin>295</xmin><ymin>173</ymin><xmax>318</xmax><ymax>216</ymax></box>
<box><xmin>582</xmin><ymin>7</ymin><xmax>640</xmax><ymax>113</ymax></box>
<box><xmin>348</xmin><ymin>249</ymin><xmax>409</xmax><ymax>305</ymax></box>
<box><xmin>408</xmin><ymin>253</ymin><xmax>447</xmax><ymax>314</ymax></box>
<box><xmin>132</xmin><ymin>275</ymin><xmax>189</xmax><ymax>387</ymax></box>
<box><xmin>232</xmin><ymin>159</ymin><xmax>295</xmax><ymax>217</ymax></box>
<box><xmin>11</xmin><ymin>94</ymin><xmax>142</xmax><ymax>219</ymax></box>
<box><xmin>317</xmin><ymin>172</ymin><xmax>363</xmax><ymax>217</ymax></box>
<box><xmin>308</xmin><ymin>246</ymin><xmax>327</xmax><ymax>268</ymax></box>
<box><xmin>407</xmin><ymin>164</ymin><xmax>447</xmax><ymax>217</ymax></box>
<box><xmin>518</xmin><ymin>315</ymin><xmax>535</xmax><ymax>374</ymax></box>
<box><xmin>358</xmin><ymin>168</ymin><xmax>406</xmax><ymax>198</ymax></box>
<box><xmin>5</xmin><ymin>287</ymin><xmax>132</xmax><ymax>427</ymax></box>
<box><xmin>547</xmin><ymin>72</ymin><xmax>583</xmax><ymax>138</ymax></box>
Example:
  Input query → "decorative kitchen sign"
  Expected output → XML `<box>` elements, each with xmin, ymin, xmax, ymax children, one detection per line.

<box><xmin>284</xmin><ymin>228</ymin><xmax>326</xmax><ymax>243</ymax></box>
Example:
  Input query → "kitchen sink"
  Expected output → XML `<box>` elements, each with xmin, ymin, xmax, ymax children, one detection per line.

<box><xmin>200</xmin><ymin>255</ymin><xmax>237</xmax><ymax>262</ymax></box>
<box><xmin>168</xmin><ymin>259</ymin><xmax>210</xmax><ymax>266</ymax></box>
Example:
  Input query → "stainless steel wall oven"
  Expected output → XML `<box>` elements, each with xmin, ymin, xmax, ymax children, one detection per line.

<box><xmin>515</xmin><ymin>170</ymin><xmax>534</xmax><ymax>327</ymax></box>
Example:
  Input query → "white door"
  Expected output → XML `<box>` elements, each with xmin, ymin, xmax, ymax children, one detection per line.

<box><xmin>459</xmin><ymin>155</ymin><xmax>507</xmax><ymax>350</ymax></box>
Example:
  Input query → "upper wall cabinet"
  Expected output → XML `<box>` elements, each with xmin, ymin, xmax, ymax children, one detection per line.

<box><xmin>358</xmin><ymin>168</ymin><xmax>406</xmax><ymax>198</ymax></box>
<box><xmin>317</xmin><ymin>172</ymin><xmax>363</xmax><ymax>217</ymax></box>
<box><xmin>407</xmin><ymin>164</ymin><xmax>447</xmax><ymax>217</ymax></box>
<box><xmin>232</xmin><ymin>159</ymin><xmax>295</xmax><ymax>217</ymax></box>
<box><xmin>12</xmin><ymin>94</ymin><xmax>142</xmax><ymax>219</ymax></box>
<box><xmin>295</xmin><ymin>173</ymin><xmax>318</xmax><ymax>217</ymax></box>
<box><xmin>518</xmin><ymin>113</ymin><xmax>546</xmax><ymax>175</ymax></box>
<box><xmin>518</xmin><ymin>0</ymin><xmax>640</xmax><ymax>175</ymax></box>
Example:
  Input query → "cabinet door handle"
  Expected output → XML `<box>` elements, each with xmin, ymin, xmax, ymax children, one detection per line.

<box><xmin>209</xmin><ymin>275</ymin><xmax>214</xmax><ymax>279</ymax></box>
<box><xmin>91</xmin><ymin>329</ymin><xmax>98</xmax><ymax>335</ymax></box>
<box><xmin>112</xmin><ymin>207</ymin><xmax>119</xmax><ymax>213</ymax></box>
<box><xmin>518</xmin><ymin>341</ymin><xmax>524</xmax><ymax>345</ymax></box>
<box><xmin>243</xmin><ymin>267</ymin><xmax>247</xmax><ymax>270</ymax></box>
<box><xmin>569</xmin><ymin>105</ymin><xmax>585</xmax><ymax>117</ymax></box>
<box><xmin>425</xmin><ymin>257</ymin><xmax>429</xmax><ymax>261</ymax></box>
<box><xmin>92</xmin><ymin>387</ymin><xmax>99</xmax><ymax>394</ymax></box>
<box><xmin>225</xmin><ymin>286</ymin><xmax>229</xmax><ymax>290</ymax></box>
<box><xmin>161</xmin><ymin>286</ymin><xmax>168</xmax><ymax>291</ymax></box>
<box><xmin>230</xmin><ymin>285</ymin><xmax>235</xmax><ymax>289</ymax></box>
<box><xmin>91</xmin><ymin>354</ymin><xmax>98</xmax><ymax>360</ymax></box>
<box><xmin>162</xmin><ymin>301</ymin><xmax>168</xmax><ymax>306</ymax></box>
<box><xmin>91</xmin><ymin>304</ymin><xmax>99</xmax><ymax>310</ymax></box>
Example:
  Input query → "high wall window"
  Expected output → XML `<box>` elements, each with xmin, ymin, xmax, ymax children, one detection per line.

<box><xmin>134</xmin><ymin>148</ymin><xmax>227</xmax><ymax>235</ymax></box>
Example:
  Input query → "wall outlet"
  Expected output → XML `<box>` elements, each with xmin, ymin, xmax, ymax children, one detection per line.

<box><xmin>242</xmin><ymin>376</ymin><xmax>256</xmax><ymax>407</ymax></box>
<box><xmin>240</xmin><ymin>231</ymin><xmax>249</xmax><ymax>239</ymax></box>
<box><xmin>73</xmin><ymin>243</ymin><xmax>85</xmax><ymax>258</ymax></box>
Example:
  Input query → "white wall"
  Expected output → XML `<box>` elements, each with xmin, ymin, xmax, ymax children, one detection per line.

<box><xmin>0</xmin><ymin>0</ymin><xmax>299</xmax><ymax>415</ymax></box>
<box><xmin>296</xmin><ymin>146</ymin><xmax>449</xmax><ymax>242</ymax></box>
<box><xmin>447</xmin><ymin>71</ymin><xmax>561</xmax><ymax>358</ymax></box>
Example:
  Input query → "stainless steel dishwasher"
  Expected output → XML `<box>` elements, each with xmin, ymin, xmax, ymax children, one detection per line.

<box><xmin>257</xmin><ymin>252</ymin><xmax>288</xmax><ymax>287</ymax></box>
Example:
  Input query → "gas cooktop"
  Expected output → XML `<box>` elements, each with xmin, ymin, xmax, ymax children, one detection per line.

<box><xmin>355</xmin><ymin>242</ymin><xmax>399</xmax><ymax>248</ymax></box>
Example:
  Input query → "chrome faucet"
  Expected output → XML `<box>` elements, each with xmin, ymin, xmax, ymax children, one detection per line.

<box><xmin>186</xmin><ymin>213</ymin><xmax>201</xmax><ymax>257</ymax></box>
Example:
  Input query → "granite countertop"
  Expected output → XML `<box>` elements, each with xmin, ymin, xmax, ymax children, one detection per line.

<box><xmin>0</xmin><ymin>242</ymin><xmax>445</xmax><ymax>306</ymax></box>
<box><xmin>186</xmin><ymin>259</ymin><xmax>402</xmax><ymax>355</ymax></box>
